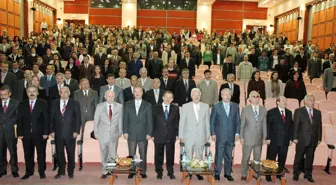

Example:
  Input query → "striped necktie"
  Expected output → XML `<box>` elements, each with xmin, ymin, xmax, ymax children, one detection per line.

<box><xmin>254</xmin><ymin>108</ymin><xmax>258</xmax><ymax>121</ymax></box>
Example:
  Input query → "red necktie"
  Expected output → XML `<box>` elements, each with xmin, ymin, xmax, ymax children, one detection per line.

<box><xmin>61</xmin><ymin>100</ymin><xmax>66</xmax><ymax>116</ymax></box>
<box><xmin>309</xmin><ymin>108</ymin><xmax>313</xmax><ymax>121</ymax></box>
<box><xmin>30</xmin><ymin>101</ymin><xmax>33</xmax><ymax>113</ymax></box>
<box><xmin>281</xmin><ymin>110</ymin><xmax>286</xmax><ymax>123</ymax></box>
<box><xmin>3</xmin><ymin>101</ymin><xmax>7</xmax><ymax>113</ymax></box>
<box><xmin>109</xmin><ymin>105</ymin><xmax>112</xmax><ymax>121</ymax></box>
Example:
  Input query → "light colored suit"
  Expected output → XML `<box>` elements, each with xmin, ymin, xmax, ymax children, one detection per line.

<box><xmin>197</xmin><ymin>79</ymin><xmax>218</xmax><ymax>106</ymax></box>
<box><xmin>99</xmin><ymin>84</ymin><xmax>124</xmax><ymax>104</ymax></box>
<box><xmin>137</xmin><ymin>77</ymin><xmax>153</xmax><ymax>92</ymax></box>
<box><xmin>115</xmin><ymin>78</ymin><xmax>131</xmax><ymax>89</ymax></box>
<box><xmin>179</xmin><ymin>102</ymin><xmax>210</xmax><ymax>159</ymax></box>
<box><xmin>240</xmin><ymin>105</ymin><xmax>267</xmax><ymax>177</ymax></box>
<box><xmin>135</xmin><ymin>43</ymin><xmax>147</xmax><ymax>59</ymax></box>
<box><xmin>265</xmin><ymin>80</ymin><xmax>284</xmax><ymax>98</ymax></box>
<box><xmin>323</xmin><ymin>68</ymin><xmax>335</xmax><ymax>91</ymax></box>
<box><xmin>94</xmin><ymin>102</ymin><xmax>123</xmax><ymax>175</ymax></box>
<box><xmin>162</xmin><ymin>50</ymin><xmax>177</xmax><ymax>66</ymax></box>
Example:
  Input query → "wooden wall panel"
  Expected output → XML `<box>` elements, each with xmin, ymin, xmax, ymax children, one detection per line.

<box><xmin>212</xmin><ymin>11</ymin><xmax>243</xmax><ymax>20</ymax></box>
<box><xmin>211</xmin><ymin>20</ymin><xmax>242</xmax><ymax>29</ymax></box>
<box><xmin>325</xmin><ymin>36</ymin><xmax>332</xmax><ymax>49</ymax></box>
<box><xmin>212</xmin><ymin>1</ymin><xmax>243</xmax><ymax>10</ymax></box>
<box><xmin>7</xmin><ymin>27</ymin><xmax>13</xmax><ymax>37</ymax></box>
<box><xmin>0</xmin><ymin>0</ymin><xmax>6</xmax><ymax>10</ymax></box>
<box><xmin>327</xmin><ymin>7</ymin><xmax>334</xmax><ymax>21</ymax></box>
<box><xmin>312</xmin><ymin>25</ymin><xmax>318</xmax><ymax>37</ymax></box>
<box><xmin>0</xmin><ymin>10</ymin><xmax>7</xmax><ymax>24</ymax></box>
<box><xmin>7</xmin><ymin>13</ymin><xmax>14</xmax><ymax>27</ymax></box>
<box><xmin>137</xmin><ymin>17</ymin><xmax>166</xmax><ymax>27</ymax></box>
<box><xmin>14</xmin><ymin>29</ymin><xmax>20</xmax><ymax>37</ymax></box>
<box><xmin>7</xmin><ymin>0</ymin><xmax>13</xmax><ymax>12</ymax></box>
<box><xmin>89</xmin><ymin>16</ymin><xmax>121</xmax><ymax>25</ymax></box>
<box><xmin>317</xmin><ymin>37</ymin><xmax>324</xmax><ymax>49</ymax></box>
<box><xmin>243</xmin><ymin>11</ymin><xmax>267</xmax><ymax>20</ymax></box>
<box><xmin>319</xmin><ymin>10</ymin><xmax>326</xmax><ymax>23</ymax></box>
<box><xmin>326</xmin><ymin>21</ymin><xmax>333</xmax><ymax>35</ymax></box>
<box><xmin>89</xmin><ymin>8</ymin><xmax>121</xmax><ymax>16</ymax></box>
<box><xmin>167</xmin><ymin>11</ymin><xmax>196</xmax><ymax>18</ymax></box>
<box><xmin>312</xmin><ymin>12</ymin><xmax>319</xmax><ymax>25</ymax></box>
<box><xmin>14</xmin><ymin>1</ymin><xmax>19</xmax><ymax>15</ymax></box>
<box><xmin>64</xmin><ymin>4</ymin><xmax>88</xmax><ymax>14</ymax></box>
<box><xmin>137</xmin><ymin>10</ymin><xmax>166</xmax><ymax>17</ymax></box>
<box><xmin>14</xmin><ymin>15</ymin><xmax>19</xmax><ymax>28</ymax></box>
<box><xmin>318</xmin><ymin>23</ymin><xmax>326</xmax><ymax>37</ymax></box>
<box><xmin>167</xmin><ymin>18</ymin><xmax>196</xmax><ymax>28</ymax></box>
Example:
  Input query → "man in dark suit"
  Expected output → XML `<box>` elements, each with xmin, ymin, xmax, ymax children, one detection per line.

<box><xmin>293</xmin><ymin>94</ymin><xmax>322</xmax><ymax>183</ymax></box>
<box><xmin>73</xmin><ymin>78</ymin><xmax>98</xmax><ymax>170</ymax></box>
<box><xmin>9</xmin><ymin>61</ymin><xmax>24</xmax><ymax>80</ymax></box>
<box><xmin>123</xmin><ymin>87</ymin><xmax>153</xmax><ymax>179</ymax></box>
<box><xmin>211</xmin><ymin>88</ymin><xmax>240</xmax><ymax>181</ymax></box>
<box><xmin>174</xmin><ymin>69</ymin><xmax>196</xmax><ymax>106</ymax></box>
<box><xmin>37</xmin><ymin>37</ymin><xmax>50</xmax><ymax>57</ymax></box>
<box><xmin>48</xmin><ymin>73</ymin><xmax>71</xmax><ymax>107</ymax></box>
<box><xmin>160</xmin><ymin>67</ymin><xmax>175</xmax><ymax>92</ymax></box>
<box><xmin>123</xmin><ymin>75</ymin><xmax>138</xmax><ymax>103</ymax></box>
<box><xmin>219</xmin><ymin>73</ymin><xmax>240</xmax><ymax>104</ymax></box>
<box><xmin>294</xmin><ymin>48</ymin><xmax>308</xmax><ymax>73</ymax></box>
<box><xmin>179</xmin><ymin>51</ymin><xmax>195</xmax><ymax>79</ymax></box>
<box><xmin>265</xmin><ymin>96</ymin><xmax>293</xmax><ymax>181</ymax></box>
<box><xmin>0</xmin><ymin>85</ymin><xmax>20</xmax><ymax>178</ymax></box>
<box><xmin>17</xmin><ymin>85</ymin><xmax>49</xmax><ymax>180</ymax></box>
<box><xmin>16</xmin><ymin>70</ymin><xmax>32</xmax><ymax>102</ymax></box>
<box><xmin>222</xmin><ymin>54</ymin><xmax>236</xmax><ymax>81</ymax></box>
<box><xmin>147</xmin><ymin>40</ymin><xmax>158</xmax><ymax>57</ymax></box>
<box><xmin>79</xmin><ymin>55</ymin><xmax>95</xmax><ymax>80</ymax></box>
<box><xmin>40</xmin><ymin>65</ymin><xmax>57</xmax><ymax>98</ymax></box>
<box><xmin>118</xmin><ymin>43</ymin><xmax>128</xmax><ymax>58</ymax></box>
<box><xmin>307</xmin><ymin>51</ymin><xmax>322</xmax><ymax>81</ymax></box>
<box><xmin>127</xmin><ymin>52</ymin><xmax>143</xmax><ymax>78</ymax></box>
<box><xmin>0</xmin><ymin>63</ymin><xmax>17</xmax><ymax>99</ymax></box>
<box><xmin>144</xmin><ymin>78</ymin><xmax>164</xmax><ymax>105</ymax></box>
<box><xmin>151</xmin><ymin>91</ymin><xmax>179</xmax><ymax>180</ymax></box>
<box><xmin>147</xmin><ymin>51</ymin><xmax>163</xmax><ymax>79</ymax></box>
<box><xmin>64</xmin><ymin>70</ymin><xmax>79</xmax><ymax>94</ymax></box>
<box><xmin>322</xmin><ymin>53</ymin><xmax>334</xmax><ymax>73</ymax></box>
<box><xmin>94</xmin><ymin>47</ymin><xmax>107</xmax><ymax>67</ymax></box>
<box><xmin>50</xmin><ymin>86</ymin><xmax>81</xmax><ymax>179</ymax></box>
<box><xmin>274</xmin><ymin>59</ymin><xmax>289</xmax><ymax>83</ymax></box>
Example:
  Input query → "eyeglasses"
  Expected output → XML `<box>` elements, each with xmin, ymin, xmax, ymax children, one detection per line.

<box><xmin>252</xmin><ymin>96</ymin><xmax>260</xmax><ymax>98</ymax></box>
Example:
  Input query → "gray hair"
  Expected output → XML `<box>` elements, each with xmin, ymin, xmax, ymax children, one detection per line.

<box><xmin>227</xmin><ymin>73</ymin><xmax>235</xmax><ymax>79</ymax></box>
<box><xmin>139</xmin><ymin>67</ymin><xmax>147</xmax><ymax>73</ymax></box>
<box><xmin>56</xmin><ymin>72</ymin><xmax>65</xmax><ymax>79</ymax></box>
<box><xmin>60</xmin><ymin>86</ymin><xmax>71</xmax><ymax>95</ymax></box>
<box><xmin>221</xmin><ymin>88</ymin><xmax>232</xmax><ymax>96</ymax></box>
<box><xmin>248</xmin><ymin>90</ymin><xmax>260</xmax><ymax>100</ymax></box>
<box><xmin>304</xmin><ymin>94</ymin><xmax>315</xmax><ymax>101</ymax></box>
<box><xmin>191</xmin><ymin>88</ymin><xmax>202</xmax><ymax>97</ymax></box>
<box><xmin>105</xmin><ymin>90</ymin><xmax>115</xmax><ymax>96</ymax></box>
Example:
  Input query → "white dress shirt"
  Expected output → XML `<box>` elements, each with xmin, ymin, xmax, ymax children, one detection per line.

<box><xmin>154</xmin><ymin>88</ymin><xmax>159</xmax><ymax>103</ymax></box>
<box><xmin>83</xmin><ymin>90</ymin><xmax>89</xmax><ymax>96</ymax></box>
<box><xmin>57</xmin><ymin>83</ymin><xmax>64</xmax><ymax>91</ymax></box>
<box><xmin>252</xmin><ymin>104</ymin><xmax>259</xmax><ymax>115</ymax></box>
<box><xmin>65</xmin><ymin>78</ymin><xmax>71</xmax><ymax>85</ymax></box>
<box><xmin>193</xmin><ymin>102</ymin><xmax>200</xmax><ymax>122</ymax></box>
<box><xmin>141</xmin><ymin>78</ymin><xmax>147</xmax><ymax>86</ymax></box>
<box><xmin>162</xmin><ymin>103</ymin><xmax>170</xmax><ymax>113</ymax></box>
<box><xmin>60</xmin><ymin>99</ymin><xmax>69</xmax><ymax>112</ymax></box>
<box><xmin>106</xmin><ymin>103</ymin><xmax>113</xmax><ymax>115</ymax></box>
<box><xmin>2</xmin><ymin>99</ymin><xmax>9</xmax><ymax>108</ymax></box>
<box><xmin>108</xmin><ymin>85</ymin><xmax>114</xmax><ymax>91</ymax></box>
<box><xmin>205</xmin><ymin>80</ymin><xmax>210</xmax><ymax>86</ymax></box>
<box><xmin>29</xmin><ymin>98</ymin><xmax>37</xmax><ymax>110</ymax></box>
<box><xmin>135</xmin><ymin>99</ymin><xmax>142</xmax><ymax>115</ymax></box>
<box><xmin>278</xmin><ymin>107</ymin><xmax>285</xmax><ymax>116</ymax></box>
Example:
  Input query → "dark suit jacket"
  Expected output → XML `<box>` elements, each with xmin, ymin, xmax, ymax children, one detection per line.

<box><xmin>123</xmin><ymin>87</ymin><xmax>134</xmax><ymax>103</ymax></box>
<box><xmin>0</xmin><ymin>72</ymin><xmax>17</xmax><ymax>99</ymax></box>
<box><xmin>10</xmin><ymin>69</ymin><xmax>24</xmax><ymax>80</ymax></box>
<box><xmin>222</xmin><ymin>62</ymin><xmax>236</xmax><ymax>80</ymax></box>
<box><xmin>144</xmin><ymin>89</ymin><xmax>164</xmax><ymax>105</ymax></box>
<box><xmin>94</xmin><ymin>53</ymin><xmax>107</xmax><ymax>67</ymax></box>
<box><xmin>0</xmin><ymin>98</ymin><xmax>19</xmax><ymax>138</ymax></box>
<box><xmin>284</xmin><ymin>80</ymin><xmax>307</xmax><ymax>102</ymax></box>
<box><xmin>160</xmin><ymin>78</ymin><xmax>175</xmax><ymax>92</ymax></box>
<box><xmin>322</xmin><ymin>60</ymin><xmax>332</xmax><ymax>72</ymax></box>
<box><xmin>65</xmin><ymin>65</ymin><xmax>80</xmax><ymax>81</ymax></box>
<box><xmin>219</xmin><ymin>83</ymin><xmax>240</xmax><ymax>104</ymax></box>
<box><xmin>79</xmin><ymin>64</ymin><xmax>95</xmax><ymax>80</ymax></box>
<box><xmin>274</xmin><ymin>64</ymin><xmax>289</xmax><ymax>83</ymax></box>
<box><xmin>266</xmin><ymin>107</ymin><xmax>293</xmax><ymax>146</ymax></box>
<box><xmin>294</xmin><ymin>54</ymin><xmax>308</xmax><ymax>72</ymax></box>
<box><xmin>127</xmin><ymin>59</ymin><xmax>143</xmax><ymax>78</ymax></box>
<box><xmin>66</xmin><ymin>79</ymin><xmax>79</xmax><ymax>94</ymax></box>
<box><xmin>123</xmin><ymin>99</ymin><xmax>153</xmax><ymax>142</ymax></box>
<box><xmin>17</xmin><ymin>98</ymin><xmax>49</xmax><ymax>137</ymax></box>
<box><xmin>174</xmin><ymin>79</ymin><xmax>196</xmax><ymax>106</ymax></box>
<box><xmin>213</xmin><ymin>53</ymin><xmax>224</xmax><ymax>65</ymax></box>
<box><xmin>151</xmin><ymin>104</ymin><xmax>179</xmax><ymax>144</ymax></box>
<box><xmin>48</xmin><ymin>84</ymin><xmax>71</xmax><ymax>107</ymax></box>
<box><xmin>37</xmin><ymin>43</ymin><xmax>50</xmax><ymax>56</ymax></box>
<box><xmin>179</xmin><ymin>58</ymin><xmax>196</xmax><ymax>78</ymax></box>
<box><xmin>293</xmin><ymin>107</ymin><xmax>322</xmax><ymax>147</ymax></box>
<box><xmin>147</xmin><ymin>58</ymin><xmax>163</xmax><ymax>79</ymax></box>
<box><xmin>50</xmin><ymin>98</ymin><xmax>81</xmax><ymax>139</ymax></box>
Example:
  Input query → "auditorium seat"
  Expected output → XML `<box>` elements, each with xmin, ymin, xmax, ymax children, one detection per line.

<box><xmin>330</xmin><ymin>111</ymin><xmax>336</xmax><ymax>125</ymax></box>
<box><xmin>318</xmin><ymin>100</ymin><xmax>336</xmax><ymax>112</ymax></box>
<box><xmin>83</xmin><ymin>121</ymin><xmax>94</xmax><ymax>140</ymax></box>
<box><xmin>312</xmin><ymin>78</ymin><xmax>323</xmax><ymax>85</ymax></box>
<box><xmin>210</xmin><ymin>65</ymin><xmax>220</xmax><ymax>71</ymax></box>
<box><xmin>322</xmin><ymin>111</ymin><xmax>331</xmax><ymax>125</ymax></box>
<box><xmin>303</xmin><ymin>78</ymin><xmax>311</xmax><ymax>85</ymax></box>
<box><xmin>305</xmin><ymin>84</ymin><xmax>318</xmax><ymax>92</ymax></box>
<box><xmin>322</xmin><ymin>124</ymin><xmax>332</xmax><ymax>142</ymax></box>
<box><xmin>312</xmin><ymin>91</ymin><xmax>327</xmax><ymax>101</ymax></box>
<box><xmin>286</xmin><ymin>98</ymin><xmax>299</xmax><ymax>111</ymax></box>
<box><xmin>327</xmin><ymin>92</ymin><xmax>336</xmax><ymax>101</ymax></box>
<box><xmin>264</xmin><ymin>98</ymin><xmax>276</xmax><ymax>110</ymax></box>
<box><xmin>198</xmin><ymin>65</ymin><xmax>208</xmax><ymax>70</ymax></box>
<box><xmin>260</xmin><ymin>71</ymin><xmax>268</xmax><ymax>77</ymax></box>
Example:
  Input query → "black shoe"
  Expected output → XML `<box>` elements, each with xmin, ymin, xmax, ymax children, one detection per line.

<box><xmin>52</xmin><ymin>165</ymin><xmax>58</xmax><ymax>171</ymax></box>
<box><xmin>12</xmin><ymin>173</ymin><xmax>20</xmax><ymax>178</ymax></box>
<box><xmin>21</xmin><ymin>174</ymin><xmax>31</xmax><ymax>180</ymax></box>
<box><xmin>168</xmin><ymin>174</ymin><xmax>175</xmax><ymax>180</ymax></box>
<box><xmin>156</xmin><ymin>174</ymin><xmax>162</xmax><ymax>179</ymax></box>
<box><xmin>266</xmin><ymin>176</ymin><xmax>272</xmax><ymax>182</ymax></box>
<box><xmin>54</xmin><ymin>173</ymin><xmax>65</xmax><ymax>179</ymax></box>
<box><xmin>293</xmin><ymin>174</ymin><xmax>299</xmax><ymax>181</ymax></box>
<box><xmin>128</xmin><ymin>173</ymin><xmax>135</xmax><ymax>179</ymax></box>
<box><xmin>141</xmin><ymin>174</ymin><xmax>147</xmax><ymax>179</ymax></box>
<box><xmin>214</xmin><ymin>175</ymin><xmax>220</xmax><ymax>181</ymax></box>
<box><xmin>241</xmin><ymin>176</ymin><xmax>247</xmax><ymax>181</ymax></box>
<box><xmin>101</xmin><ymin>174</ymin><xmax>108</xmax><ymax>179</ymax></box>
<box><xmin>196</xmin><ymin>175</ymin><xmax>203</xmax><ymax>180</ymax></box>
<box><xmin>39</xmin><ymin>173</ymin><xmax>46</xmax><ymax>179</ymax></box>
<box><xmin>224</xmin><ymin>175</ymin><xmax>234</xmax><ymax>181</ymax></box>
<box><xmin>276</xmin><ymin>175</ymin><xmax>283</xmax><ymax>179</ymax></box>
<box><xmin>304</xmin><ymin>175</ymin><xmax>314</xmax><ymax>183</ymax></box>
<box><xmin>68</xmin><ymin>174</ymin><xmax>74</xmax><ymax>179</ymax></box>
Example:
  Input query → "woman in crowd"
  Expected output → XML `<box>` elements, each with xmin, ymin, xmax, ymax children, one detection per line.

<box><xmin>265</xmin><ymin>71</ymin><xmax>284</xmax><ymax>98</ymax></box>
<box><xmin>90</xmin><ymin>65</ymin><xmax>106</xmax><ymax>95</ymax></box>
<box><xmin>284</xmin><ymin>71</ymin><xmax>307</xmax><ymax>103</ymax></box>
<box><xmin>247</xmin><ymin>70</ymin><xmax>266</xmax><ymax>101</ymax></box>
<box><xmin>202</xmin><ymin>45</ymin><xmax>213</xmax><ymax>68</ymax></box>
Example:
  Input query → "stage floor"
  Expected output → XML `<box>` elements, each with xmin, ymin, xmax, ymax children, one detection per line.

<box><xmin>0</xmin><ymin>163</ymin><xmax>335</xmax><ymax>185</ymax></box>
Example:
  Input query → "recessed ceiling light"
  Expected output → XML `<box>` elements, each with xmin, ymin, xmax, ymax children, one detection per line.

<box><xmin>157</xmin><ymin>4</ymin><xmax>159</xmax><ymax>6</ymax></box>
<box><xmin>173</xmin><ymin>5</ymin><xmax>175</xmax><ymax>7</ymax></box>
<box><xmin>273</xmin><ymin>0</ymin><xmax>275</xmax><ymax>3</ymax></box>
<box><xmin>168</xmin><ymin>1</ymin><xmax>171</xmax><ymax>4</ymax></box>
<box><xmin>163</xmin><ymin>1</ymin><xmax>165</xmax><ymax>4</ymax></box>
<box><xmin>186</xmin><ymin>1</ymin><xmax>188</xmax><ymax>3</ymax></box>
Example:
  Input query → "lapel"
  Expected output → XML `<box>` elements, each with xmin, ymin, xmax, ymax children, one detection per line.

<box><xmin>30</xmin><ymin>99</ymin><xmax>38</xmax><ymax>115</ymax></box>
<box><xmin>248</xmin><ymin>105</ymin><xmax>257</xmax><ymax>123</ymax></box>
<box><xmin>275</xmin><ymin>108</ymin><xmax>286</xmax><ymax>124</ymax></box>
<box><xmin>218</xmin><ymin>102</ymin><xmax>227</xmax><ymax>118</ymax></box>
<box><xmin>303</xmin><ymin>107</ymin><xmax>313</xmax><ymax>124</ymax></box>
<box><xmin>103</xmin><ymin>102</ymin><xmax>111</xmax><ymax>123</ymax></box>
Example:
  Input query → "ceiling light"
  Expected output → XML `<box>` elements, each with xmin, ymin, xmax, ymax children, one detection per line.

<box><xmin>273</xmin><ymin>0</ymin><xmax>275</xmax><ymax>3</ymax></box>
<box><xmin>157</xmin><ymin>4</ymin><xmax>159</xmax><ymax>6</ymax></box>
<box><xmin>163</xmin><ymin>1</ymin><xmax>165</xmax><ymax>4</ymax></box>
<box><xmin>173</xmin><ymin>5</ymin><xmax>175</xmax><ymax>7</ymax></box>
<box><xmin>92</xmin><ymin>1</ymin><xmax>94</xmax><ymax>3</ymax></box>
<box><xmin>186</xmin><ymin>1</ymin><xmax>188</xmax><ymax>3</ymax></box>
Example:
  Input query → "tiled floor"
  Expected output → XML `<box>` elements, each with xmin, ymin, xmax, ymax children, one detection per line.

<box><xmin>0</xmin><ymin>163</ymin><xmax>335</xmax><ymax>185</ymax></box>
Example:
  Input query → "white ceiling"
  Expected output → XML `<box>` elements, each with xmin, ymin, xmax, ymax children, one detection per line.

<box><xmin>258</xmin><ymin>0</ymin><xmax>288</xmax><ymax>7</ymax></box>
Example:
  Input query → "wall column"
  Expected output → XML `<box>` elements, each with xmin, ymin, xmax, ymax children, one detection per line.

<box><xmin>121</xmin><ymin>0</ymin><xmax>137</xmax><ymax>28</ymax></box>
<box><xmin>196</xmin><ymin>3</ymin><xmax>213</xmax><ymax>33</ymax></box>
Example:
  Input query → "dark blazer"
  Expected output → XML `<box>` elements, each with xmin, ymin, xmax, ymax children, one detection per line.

<box><xmin>50</xmin><ymin>98</ymin><xmax>81</xmax><ymax>139</ymax></box>
<box><xmin>17</xmin><ymin>98</ymin><xmax>49</xmax><ymax>137</ymax></box>
<box><xmin>143</xmin><ymin>89</ymin><xmax>165</xmax><ymax>105</ymax></box>
<box><xmin>123</xmin><ymin>99</ymin><xmax>153</xmax><ymax>142</ymax></box>
<box><xmin>219</xmin><ymin>83</ymin><xmax>240</xmax><ymax>104</ymax></box>
<box><xmin>127</xmin><ymin>59</ymin><xmax>143</xmax><ymax>78</ymax></box>
<box><xmin>213</xmin><ymin>53</ymin><xmax>224</xmax><ymax>65</ymax></box>
<box><xmin>284</xmin><ymin>80</ymin><xmax>307</xmax><ymax>103</ymax></box>
<box><xmin>10</xmin><ymin>69</ymin><xmax>24</xmax><ymax>80</ymax></box>
<box><xmin>294</xmin><ymin>54</ymin><xmax>308</xmax><ymax>72</ymax></box>
<box><xmin>247</xmin><ymin>80</ymin><xmax>266</xmax><ymax>100</ymax></box>
<box><xmin>322</xmin><ymin>60</ymin><xmax>332</xmax><ymax>73</ymax></box>
<box><xmin>37</xmin><ymin>43</ymin><xmax>50</xmax><ymax>56</ymax></box>
<box><xmin>179</xmin><ymin>58</ymin><xmax>196</xmax><ymax>78</ymax></box>
<box><xmin>123</xmin><ymin>87</ymin><xmax>134</xmax><ymax>103</ymax></box>
<box><xmin>48</xmin><ymin>84</ymin><xmax>71</xmax><ymax>107</ymax></box>
<box><xmin>147</xmin><ymin>58</ymin><xmax>163</xmax><ymax>79</ymax></box>
<box><xmin>293</xmin><ymin>107</ymin><xmax>322</xmax><ymax>147</ymax></box>
<box><xmin>93</xmin><ymin>53</ymin><xmax>107</xmax><ymax>67</ymax></box>
<box><xmin>79</xmin><ymin>63</ymin><xmax>95</xmax><ymax>80</ymax></box>
<box><xmin>151</xmin><ymin>104</ymin><xmax>179</xmax><ymax>144</ymax></box>
<box><xmin>222</xmin><ymin>62</ymin><xmax>236</xmax><ymax>80</ymax></box>
<box><xmin>0</xmin><ymin>72</ymin><xmax>17</xmax><ymax>99</ymax></box>
<box><xmin>16</xmin><ymin>78</ymin><xmax>28</xmax><ymax>102</ymax></box>
<box><xmin>0</xmin><ymin>98</ymin><xmax>19</xmax><ymax>138</ymax></box>
<box><xmin>65</xmin><ymin>78</ymin><xmax>79</xmax><ymax>93</ymax></box>
<box><xmin>174</xmin><ymin>79</ymin><xmax>196</xmax><ymax>106</ymax></box>
<box><xmin>274</xmin><ymin>64</ymin><xmax>289</xmax><ymax>83</ymax></box>
<box><xmin>65</xmin><ymin>65</ymin><xmax>80</xmax><ymax>81</ymax></box>
<box><xmin>266</xmin><ymin>107</ymin><xmax>293</xmax><ymax>146</ymax></box>
<box><xmin>160</xmin><ymin>78</ymin><xmax>175</xmax><ymax>92</ymax></box>
<box><xmin>40</xmin><ymin>75</ymin><xmax>57</xmax><ymax>97</ymax></box>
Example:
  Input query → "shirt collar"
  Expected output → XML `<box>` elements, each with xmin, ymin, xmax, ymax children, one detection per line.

<box><xmin>29</xmin><ymin>98</ymin><xmax>37</xmax><ymax>104</ymax></box>
<box><xmin>61</xmin><ymin>98</ymin><xmax>69</xmax><ymax>104</ymax></box>
<box><xmin>2</xmin><ymin>98</ymin><xmax>10</xmax><ymax>104</ymax></box>
<box><xmin>278</xmin><ymin>106</ymin><xmax>285</xmax><ymax>113</ymax></box>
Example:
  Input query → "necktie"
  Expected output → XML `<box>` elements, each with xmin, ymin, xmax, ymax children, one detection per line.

<box><xmin>184</xmin><ymin>80</ymin><xmax>188</xmax><ymax>91</ymax></box>
<box><xmin>254</xmin><ymin>108</ymin><xmax>258</xmax><ymax>121</ymax></box>
<box><xmin>61</xmin><ymin>100</ymin><xmax>66</xmax><ymax>116</ymax></box>
<box><xmin>281</xmin><ymin>110</ymin><xmax>286</xmax><ymax>123</ymax></box>
<box><xmin>109</xmin><ymin>105</ymin><xmax>112</xmax><ymax>121</ymax></box>
<box><xmin>164</xmin><ymin>79</ymin><xmax>167</xmax><ymax>87</ymax></box>
<box><xmin>136</xmin><ymin>101</ymin><xmax>140</xmax><ymax>115</ymax></box>
<box><xmin>3</xmin><ymin>101</ymin><xmax>7</xmax><ymax>113</ymax></box>
<box><xmin>224</xmin><ymin>104</ymin><xmax>229</xmax><ymax>116</ymax></box>
<box><xmin>58</xmin><ymin>84</ymin><xmax>62</xmax><ymax>91</ymax></box>
<box><xmin>30</xmin><ymin>101</ymin><xmax>33</xmax><ymax>113</ymax></box>
<box><xmin>155</xmin><ymin>89</ymin><xmax>158</xmax><ymax>103</ymax></box>
<box><xmin>309</xmin><ymin>108</ymin><xmax>313</xmax><ymax>121</ymax></box>
<box><xmin>84</xmin><ymin>91</ymin><xmax>88</xmax><ymax>105</ymax></box>
<box><xmin>120</xmin><ymin>79</ymin><xmax>124</xmax><ymax>88</ymax></box>
<box><xmin>164</xmin><ymin>105</ymin><xmax>169</xmax><ymax>121</ymax></box>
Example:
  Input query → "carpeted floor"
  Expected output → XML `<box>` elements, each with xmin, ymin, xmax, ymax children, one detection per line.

<box><xmin>0</xmin><ymin>163</ymin><xmax>335</xmax><ymax>185</ymax></box>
